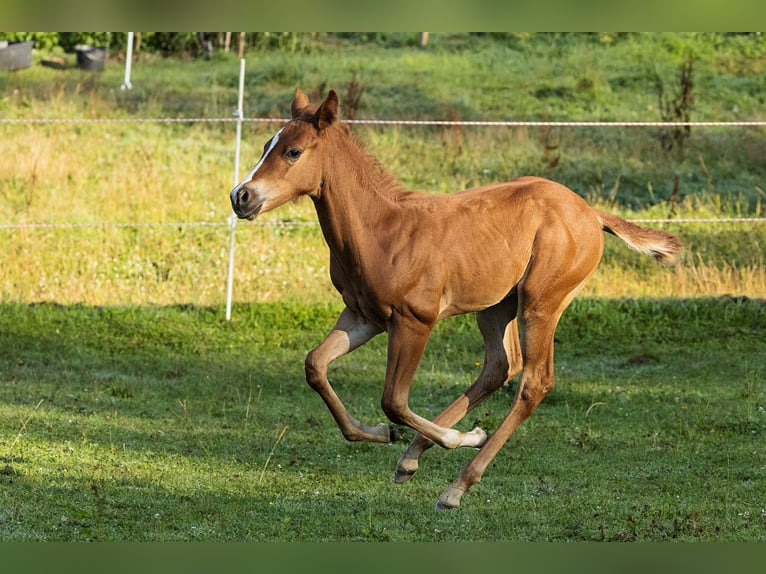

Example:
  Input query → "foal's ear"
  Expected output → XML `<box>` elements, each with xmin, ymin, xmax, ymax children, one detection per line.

<box><xmin>314</xmin><ymin>90</ymin><xmax>339</xmax><ymax>131</ymax></box>
<box><xmin>291</xmin><ymin>88</ymin><xmax>310</xmax><ymax>119</ymax></box>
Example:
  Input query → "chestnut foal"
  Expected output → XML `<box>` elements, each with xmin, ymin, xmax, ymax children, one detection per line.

<box><xmin>230</xmin><ymin>89</ymin><xmax>682</xmax><ymax>510</ymax></box>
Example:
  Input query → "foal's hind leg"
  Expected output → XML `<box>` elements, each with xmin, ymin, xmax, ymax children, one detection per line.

<box><xmin>435</xmin><ymin>268</ymin><xmax>597</xmax><ymax>509</ymax></box>
<box><xmin>395</xmin><ymin>297</ymin><xmax>522</xmax><ymax>483</ymax></box>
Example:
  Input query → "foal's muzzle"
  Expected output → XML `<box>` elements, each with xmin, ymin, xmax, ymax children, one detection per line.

<box><xmin>230</xmin><ymin>184</ymin><xmax>262</xmax><ymax>220</ymax></box>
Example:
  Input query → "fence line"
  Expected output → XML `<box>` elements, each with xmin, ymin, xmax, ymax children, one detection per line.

<box><xmin>3</xmin><ymin>109</ymin><xmax>764</xmax><ymax>230</ymax></box>
<box><xmin>2</xmin><ymin>117</ymin><xmax>766</xmax><ymax>128</ymax></box>
<box><xmin>3</xmin><ymin>67</ymin><xmax>765</xmax><ymax>315</ymax></box>
<box><xmin>0</xmin><ymin>221</ymin><xmax>228</xmax><ymax>230</ymax></box>
<box><xmin>2</xmin><ymin>217</ymin><xmax>765</xmax><ymax>231</ymax></box>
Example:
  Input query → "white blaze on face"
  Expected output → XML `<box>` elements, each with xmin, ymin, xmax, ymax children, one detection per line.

<box><xmin>231</xmin><ymin>127</ymin><xmax>284</xmax><ymax>195</ymax></box>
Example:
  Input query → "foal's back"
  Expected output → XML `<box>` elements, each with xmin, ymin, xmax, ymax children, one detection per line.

<box><xmin>387</xmin><ymin>176</ymin><xmax>606</xmax><ymax>320</ymax></box>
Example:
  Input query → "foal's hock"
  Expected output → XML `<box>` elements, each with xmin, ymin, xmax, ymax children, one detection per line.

<box><xmin>230</xmin><ymin>89</ymin><xmax>683</xmax><ymax>510</ymax></box>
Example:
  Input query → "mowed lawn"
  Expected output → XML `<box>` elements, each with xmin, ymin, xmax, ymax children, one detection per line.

<box><xmin>0</xmin><ymin>297</ymin><xmax>764</xmax><ymax>541</ymax></box>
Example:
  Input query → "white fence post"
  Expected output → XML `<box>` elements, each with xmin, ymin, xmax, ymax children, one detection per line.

<box><xmin>121</xmin><ymin>32</ymin><xmax>134</xmax><ymax>90</ymax></box>
<box><xmin>225</xmin><ymin>58</ymin><xmax>246</xmax><ymax>321</ymax></box>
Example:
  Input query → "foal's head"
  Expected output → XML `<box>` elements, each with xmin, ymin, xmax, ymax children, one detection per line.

<box><xmin>230</xmin><ymin>88</ymin><xmax>339</xmax><ymax>220</ymax></box>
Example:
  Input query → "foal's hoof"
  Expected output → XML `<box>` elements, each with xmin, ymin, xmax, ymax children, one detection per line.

<box><xmin>372</xmin><ymin>423</ymin><xmax>403</xmax><ymax>443</ymax></box>
<box><xmin>466</xmin><ymin>426</ymin><xmax>489</xmax><ymax>448</ymax></box>
<box><xmin>434</xmin><ymin>497</ymin><xmax>459</xmax><ymax>511</ymax></box>
<box><xmin>388</xmin><ymin>425</ymin><xmax>403</xmax><ymax>442</ymax></box>
<box><xmin>394</xmin><ymin>452</ymin><xmax>419</xmax><ymax>484</ymax></box>
<box><xmin>393</xmin><ymin>467</ymin><xmax>416</xmax><ymax>484</ymax></box>
<box><xmin>435</xmin><ymin>485</ymin><xmax>465</xmax><ymax>511</ymax></box>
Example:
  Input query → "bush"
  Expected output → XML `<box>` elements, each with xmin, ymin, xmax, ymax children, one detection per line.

<box><xmin>0</xmin><ymin>32</ymin><xmax>59</xmax><ymax>51</ymax></box>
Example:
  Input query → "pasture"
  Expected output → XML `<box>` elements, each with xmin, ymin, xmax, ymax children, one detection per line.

<box><xmin>1</xmin><ymin>33</ymin><xmax>765</xmax><ymax>540</ymax></box>
<box><xmin>1</xmin><ymin>298</ymin><xmax>765</xmax><ymax>540</ymax></box>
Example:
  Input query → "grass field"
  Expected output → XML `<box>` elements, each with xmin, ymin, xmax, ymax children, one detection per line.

<box><xmin>1</xmin><ymin>298</ymin><xmax>765</xmax><ymax>541</ymax></box>
<box><xmin>1</xmin><ymin>33</ymin><xmax>765</xmax><ymax>540</ymax></box>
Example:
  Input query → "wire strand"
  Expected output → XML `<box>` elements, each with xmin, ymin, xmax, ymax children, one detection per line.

<box><xmin>2</xmin><ymin>117</ymin><xmax>765</xmax><ymax>127</ymax></box>
<box><xmin>1</xmin><ymin>218</ymin><xmax>764</xmax><ymax>230</ymax></box>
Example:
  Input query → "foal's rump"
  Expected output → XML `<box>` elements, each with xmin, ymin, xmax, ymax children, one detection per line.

<box><xmin>428</xmin><ymin>177</ymin><xmax>607</xmax><ymax>317</ymax></box>
<box><xmin>469</xmin><ymin>176</ymin><xmax>682</xmax><ymax>266</ymax></box>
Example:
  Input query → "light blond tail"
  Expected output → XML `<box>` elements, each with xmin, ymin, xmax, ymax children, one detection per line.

<box><xmin>596</xmin><ymin>211</ymin><xmax>683</xmax><ymax>264</ymax></box>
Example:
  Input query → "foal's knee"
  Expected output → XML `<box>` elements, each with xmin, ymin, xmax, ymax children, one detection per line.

<box><xmin>304</xmin><ymin>351</ymin><xmax>326</xmax><ymax>389</ymax></box>
<box><xmin>381</xmin><ymin>396</ymin><xmax>408</xmax><ymax>426</ymax></box>
<box><xmin>518</xmin><ymin>375</ymin><xmax>554</xmax><ymax>410</ymax></box>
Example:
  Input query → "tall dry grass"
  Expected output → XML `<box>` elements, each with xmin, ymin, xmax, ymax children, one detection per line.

<box><xmin>1</xmin><ymin>52</ymin><xmax>764</xmax><ymax>306</ymax></box>
<box><xmin>3</xmin><ymin>202</ymin><xmax>764</xmax><ymax>306</ymax></box>
<box><xmin>2</xmin><ymin>119</ymin><xmax>765</xmax><ymax>306</ymax></box>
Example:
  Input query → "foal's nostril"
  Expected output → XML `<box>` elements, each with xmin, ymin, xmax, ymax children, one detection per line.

<box><xmin>238</xmin><ymin>188</ymin><xmax>249</xmax><ymax>205</ymax></box>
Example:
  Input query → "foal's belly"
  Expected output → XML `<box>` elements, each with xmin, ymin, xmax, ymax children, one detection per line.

<box><xmin>436</xmin><ymin>261</ymin><xmax>526</xmax><ymax>320</ymax></box>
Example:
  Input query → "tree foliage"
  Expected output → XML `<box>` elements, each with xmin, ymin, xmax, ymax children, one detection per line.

<box><xmin>1</xmin><ymin>31</ymin><xmax>764</xmax><ymax>62</ymax></box>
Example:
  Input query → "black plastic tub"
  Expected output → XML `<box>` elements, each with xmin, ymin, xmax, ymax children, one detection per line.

<box><xmin>0</xmin><ymin>41</ymin><xmax>34</xmax><ymax>71</ymax></box>
<box><xmin>75</xmin><ymin>44</ymin><xmax>108</xmax><ymax>71</ymax></box>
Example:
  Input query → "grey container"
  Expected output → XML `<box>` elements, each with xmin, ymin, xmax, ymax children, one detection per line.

<box><xmin>0</xmin><ymin>41</ymin><xmax>34</xmax><ymax>71</ymax></box>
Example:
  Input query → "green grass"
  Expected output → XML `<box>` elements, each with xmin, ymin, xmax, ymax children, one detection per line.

<box><xmin>1</xmin><ymin>298</ymin><xmax>764</xmax><ymax>541</ymax></box>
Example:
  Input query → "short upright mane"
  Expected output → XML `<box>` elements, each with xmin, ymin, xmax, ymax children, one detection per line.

<box><xmin>324</xmin><ymin>120</ymin><xmax>405</xmax><ymax>196</ymax></box>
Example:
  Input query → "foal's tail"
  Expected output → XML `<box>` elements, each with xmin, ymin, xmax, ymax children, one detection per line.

<box><xmin>596</xmin><ymin>210</ymin><xmax>683</xmax><ymax>264</ymax></box>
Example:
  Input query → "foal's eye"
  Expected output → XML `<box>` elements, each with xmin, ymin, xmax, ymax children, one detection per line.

<box><xmin>285</xmin><ymin>148</ymin><xmax>303</xmax><ymax>161</ymax></box>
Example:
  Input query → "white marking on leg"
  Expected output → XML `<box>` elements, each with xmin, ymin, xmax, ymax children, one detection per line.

<box><xmin>439</xmin><ymin>427</ymin><xmax>488</xmax><ymax>449</ymax></box>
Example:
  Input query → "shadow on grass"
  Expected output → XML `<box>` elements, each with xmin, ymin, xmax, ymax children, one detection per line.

<box><xmin>2</xmin><ymin>296</ymin><xmax>764</xmax><ymax>448</ymax></box>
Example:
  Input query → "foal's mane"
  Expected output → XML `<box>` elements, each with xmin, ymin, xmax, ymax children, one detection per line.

<box><xmin>325</xmin><ymin>120</ymin><xmax>405</xmax><ymax>197</ymax></box>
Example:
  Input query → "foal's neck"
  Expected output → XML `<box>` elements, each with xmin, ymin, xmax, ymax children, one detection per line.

<box><xmin>312</xmin><ymin>130</ymin><xmax>403</xmax><ymax>252</ymax></box>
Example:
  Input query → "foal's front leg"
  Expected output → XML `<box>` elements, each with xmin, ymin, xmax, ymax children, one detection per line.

<box><xmin>305</xmin><ymin>307</ymin><xmax>397</xmax><ymax>443</ymax></box>
<box><xmin>395</xmin><ymin>300</ymin><xmax>521</xmax><ymax>482</ymax></box>
<box><xmin>380</xmin><ymin>315</ymin><xmax>488</xmax><ymax>450</ymax></box>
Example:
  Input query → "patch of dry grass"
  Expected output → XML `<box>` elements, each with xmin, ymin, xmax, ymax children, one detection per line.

<box><xmin>1</xmin><ymin>50</ymin><xmax>764</xmax><ymax>306</ymax></box>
